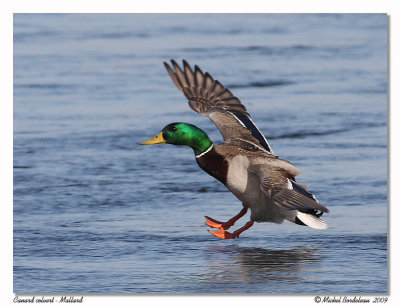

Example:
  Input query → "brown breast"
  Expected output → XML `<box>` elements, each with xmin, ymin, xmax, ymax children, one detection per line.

<box><xmin>195</xmin><ymin>147</ymin><xmax>229</xmax><ymax>185</ymax></box>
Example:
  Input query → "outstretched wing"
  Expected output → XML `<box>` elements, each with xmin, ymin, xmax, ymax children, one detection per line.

<box><xmin>164</xmin><ymin>59</ymin><xmax>274</xmax><ymax>154</ymax></box>
<box><xmin>248</xmin><ymin>164</ymin><xmax>329</xmax><ymax>214</ymax></box>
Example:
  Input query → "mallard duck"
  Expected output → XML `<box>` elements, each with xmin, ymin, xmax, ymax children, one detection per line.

<box><xmin>141</xmin><ymin>60</ymin><xmax>329</xmax><ymax>239</ymax></box>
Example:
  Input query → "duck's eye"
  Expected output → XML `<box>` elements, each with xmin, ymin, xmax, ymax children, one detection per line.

<box><xmin>169</xmin><ymin>126</ymin><xmax>177</xmax><ymax>132</ymax></box>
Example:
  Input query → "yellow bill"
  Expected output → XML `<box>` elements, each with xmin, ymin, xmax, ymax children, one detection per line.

<box><xmin>140</xmin><ymin>132</ymin><xmax>166</xmax><ymax>145</ymax></box>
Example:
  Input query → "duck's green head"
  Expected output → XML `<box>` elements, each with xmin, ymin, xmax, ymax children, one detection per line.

<box><xmin>140</xmin><ymin>122</ymin><xmax>213</xmax><ymax>156</ymax></box>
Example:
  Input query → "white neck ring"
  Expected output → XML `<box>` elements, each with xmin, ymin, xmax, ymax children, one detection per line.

<box><xmin>195</xmin><ymin>144</ymin><xmax>214</xmax><ymax>158</ymax></box>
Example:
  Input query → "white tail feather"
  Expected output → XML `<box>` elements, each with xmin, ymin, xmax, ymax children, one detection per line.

<box><xmin>296</xmin><ymin>211</ymin><xmax>328</xmax><ymax>230</ymax></box>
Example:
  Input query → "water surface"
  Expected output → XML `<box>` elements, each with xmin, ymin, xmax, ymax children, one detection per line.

<box><xmin>13</xmin><ymin>13</ymin><xmax>387</xmax><ymax>293</ymax></box>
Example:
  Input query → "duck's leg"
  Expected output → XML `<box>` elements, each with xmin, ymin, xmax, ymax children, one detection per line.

<box><xmin>208</xmin><ymin>221</ymin><xmax>254</xmax><ymax>239</ymax></box>
<box><xmin>205</xmin><ymin>207</ymin><xmax>248</xmax><ymax>230</ymax></box>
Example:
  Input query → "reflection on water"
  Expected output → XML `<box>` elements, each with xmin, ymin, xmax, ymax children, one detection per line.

<box><xmin>204</xmin><ymin>245</ymin><xmax>320</xmax><ymax>283</ymax></box>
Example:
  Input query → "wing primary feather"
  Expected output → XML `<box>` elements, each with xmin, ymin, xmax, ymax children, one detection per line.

<box><xmin>171</xmin><ymin>59</ymin><xmax>189</xmax><ymax>89</ymax></box>
<box><xmin>183</xmin><ymin>60</ymin><xmax>195</xmax><ymax>87</ymax></box>
<box><xmin>216</xmin><ymin>88</ymin><xmax>233</xmax><ymax>99</ymax></box>
<box><xmin>194</xmin><ymin>65</ymin><xmax>203</xmax><ymax>89</ymax></box>
<box><xmin>194</xmin><ymin>64</ymin><xmax>204</xmax><ymax>74</ymax></box>
<box><xmin>222</xmin><ymin>97</ymin><xmax>241</xmax><ymax>102</ymax></box>
<box><xmin>183</xmin><ymin>87</ymin><xmax>193</xmax><ymax>98</ymax></box>
<box><xmin>201</xmin><ymin>69</ymin><xmax>208</xmax><ymax>90</ymax></box>
<box><xmin>164</xmin><ymin>61</ymin><xmax>184</xmax><ymax>92</ymax></box>
<box><xmin>213</xmin><ymin>80</ymin><xmax>225</xmax><ymax>96</ymax></box>
<box><xmin>204</xmin><ymin>72</ymin><xmax>214</xmax><ymax>92</ymax></box>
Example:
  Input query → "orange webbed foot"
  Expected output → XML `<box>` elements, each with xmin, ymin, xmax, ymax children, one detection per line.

<box><xmin>207</xmin><ymin>228</ymin><xmax>237</xmax><ymax>239</ymax></box>
<box><xmin>204</xmin><ymin>216</ymin><xmax>232</xmax><ymax>230</ymax></box>
<box><xmin>207</xmin><ymin>220</ymin><xmax>254</xmax><ymax>240</ymax></box>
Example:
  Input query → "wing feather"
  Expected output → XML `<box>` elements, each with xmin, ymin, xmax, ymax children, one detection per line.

<box><xmin>274</xmin><ymin>188</ymin><xmax>329</xmax><ymax>213</ymax></box>
<box><xmin>183</xmin><ymin>61</ymin><xmax>195</xmax><ymax>86</ymax></box>
<box><xmin>171</xmin><ymin>60</ymin><xmax>188</xmax><ymax>88</ymax></box>
<box><xmin>164</xmin><ymin>62</ymin><xmax>183</xmax><ymax>92</ymax></box>
<box><xmin>248</xmin><ymin>164</ymin><xmax>329</xmax><ymax>213</ymax></box>
<box><xmin>164</xmin><ymin>60</ymin><xmax>273</xmax><ymax>153</ymax></box>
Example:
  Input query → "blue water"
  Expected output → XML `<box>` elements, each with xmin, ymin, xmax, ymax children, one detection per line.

<box><xmin>13</xmin><ymin>13</ymin><xmax>387</xmax><ymax>293</ymax></box>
